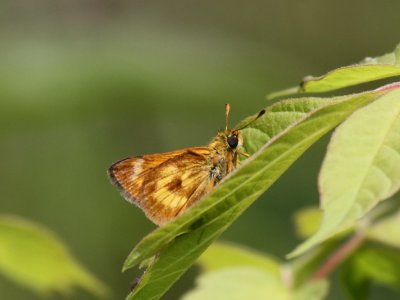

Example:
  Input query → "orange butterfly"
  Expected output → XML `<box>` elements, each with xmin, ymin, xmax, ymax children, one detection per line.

<box><xmin>108</xmin><ymin>104</ymin><xmax>264</xmax><ymax>226</ymax></box>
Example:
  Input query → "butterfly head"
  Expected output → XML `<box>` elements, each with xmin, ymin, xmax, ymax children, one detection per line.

<box><xmin>222</xmin><ymin>103</ymin><xmax>264</xmax><ymax>153</ymax></box>
<box><xmin>226</xmin><ymin>130</ymin><xmax>242</xmax><ymax>151</ymax></box>
<box><xmin>210</xmin><ymin>129</ymin><xmax>243</xmax><ymax>154</ymax></box>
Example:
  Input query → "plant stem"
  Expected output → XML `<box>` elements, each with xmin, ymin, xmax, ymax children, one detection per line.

<box><xmin>311</xmin><ymin>231</ymin><xmax>365</xmax><ymax>280</ymax></box>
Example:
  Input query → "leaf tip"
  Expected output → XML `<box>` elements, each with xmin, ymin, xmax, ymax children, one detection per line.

<box><xmin>123</xmin><ymin>252</ymin><xmax>140</xmax><ymax>272</ymax></box>
<box><xmin>286</xmin><ymin>248</ymin><xmax>302</xmax><ymax>260</ymax></box>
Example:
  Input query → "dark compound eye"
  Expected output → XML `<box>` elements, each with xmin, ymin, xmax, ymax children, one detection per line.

<box><xmin>227</xmin><ymin>135</ymin><xmax>239</xmax><ymax>149</ymax></box>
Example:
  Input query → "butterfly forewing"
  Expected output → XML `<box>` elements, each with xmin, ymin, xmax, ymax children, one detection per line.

<box><xmin>108</xmin><ymin>147</ymin><xmax>214</xmax><ymax>225</ymax></box>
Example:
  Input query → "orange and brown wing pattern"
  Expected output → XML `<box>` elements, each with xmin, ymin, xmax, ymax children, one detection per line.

<box><xmin>108</xmin><ymin>147</ymin><xmax>214</xmax><ymax>225</ymax></box>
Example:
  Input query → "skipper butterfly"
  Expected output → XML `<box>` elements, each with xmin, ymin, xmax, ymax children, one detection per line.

<box><xmin>108</xmin><ymin>104</ymin><xmax>264</xmax><ymax>225</ymax></box>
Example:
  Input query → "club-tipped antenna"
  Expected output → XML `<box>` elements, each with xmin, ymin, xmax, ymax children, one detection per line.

<box><xmin>235</xmin><ymin>109</ymin><xmax>266</xmax><ymax>131</ymax></box>
<box><xmin>225</xmin><ymin>103</ymin><xmax>230</xmax><ymax>131</ymax></box>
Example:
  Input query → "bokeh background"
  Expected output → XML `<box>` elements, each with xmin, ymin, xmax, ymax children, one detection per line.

<box><xmin>1</xmin><ymin>1</ymin><xmax>399</xmax><ymax>299</ymax></box>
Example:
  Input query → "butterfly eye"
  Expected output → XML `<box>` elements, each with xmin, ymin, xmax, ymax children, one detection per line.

<box><xmin>227</xmin><ymin>135</ymin><xmax>239</xmax><ymax>149</ymax></box>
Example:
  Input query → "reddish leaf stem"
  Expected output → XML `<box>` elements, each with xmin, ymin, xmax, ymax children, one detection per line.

<box><xmin>312</xmin><ymin>232</ymin><xmax>365</xmax><ymax>280</ymax></box>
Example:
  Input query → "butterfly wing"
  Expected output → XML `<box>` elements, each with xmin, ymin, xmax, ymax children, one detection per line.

<box><xmin>108</xmin><ymin>147</ymin><xmax>215</xmax><ymax>225</ymax></box>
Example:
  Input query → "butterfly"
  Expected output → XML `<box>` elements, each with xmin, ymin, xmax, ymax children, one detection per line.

<box><xmin>108</xmin><ymin>104</ymin><xmax>265</xmax><ymax>226</ymax></box>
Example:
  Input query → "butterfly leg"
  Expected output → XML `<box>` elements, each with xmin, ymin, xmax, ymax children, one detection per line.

<box><xmin>238</xmin><ymin>151</ymin><xmax>250</xmax><ymax>158</ymax></box>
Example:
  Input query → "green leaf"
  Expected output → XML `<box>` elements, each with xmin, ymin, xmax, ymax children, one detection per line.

<box><xmin>367</xmin><ymin>208</ymin><xmax>400</xmax><ymax>248</ymax></box>
<box><xmin>125</xmin><ymin>90</ymin><xmax>383</xmax><ymax>300</ymax></box>
<box><xmin>359</xmin><ymin>43</ymin><xmax>400</xmax><ymax>65</ymax></box>
<box><xmin>301</xmin><ymin>44</ymin><xmax>400</xmax><ymax>93</ymax></box>
<box><xmin>182</xmin><ymin>267</ymin><xmax>328</xmax><ymax>300</ymax></box>
<box><xmin>301</xmin><ymin>65</ymin><xmax>400</xmax><ymax>93</ymax></box>
<box><xmin>267</xmin><ymin>44</ymin><xmax>400</xmax><ymax>99</ymax></box>
<box><xmin>293</xmin><ymin>207</ymin><xmax>322</xmax><ymax>239</ymax></box>
<box><xmin>340</xmin><ymin>258</ymin><xmax>370</xmax><ymax>300</ymax></box>
<box><xmin>351</xmin><ymin>246</ymin><xmax>400</xmax><ymax>290</ymax></box>
<box><xmin>290</xmin><ymin>88</ymin><xmax>400</xmax><ymax>257</ymax></box>
<box><xmin>196</xmin><ymin>242</ymin><xmax>280</xmax><ymax>274</ymax></box>
<box><xmin>0</xmin><ymin>215</ymin><xmax>108</xmax><ymax>298</ymax></box>
<box><xmin>183</xmin><ymin>243</ymin><xmax>328</xmax><ymax>300</ymax></box>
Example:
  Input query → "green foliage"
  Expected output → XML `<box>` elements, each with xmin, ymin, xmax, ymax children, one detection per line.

<box><xmin>194</xmin><ymin>243</ymin><xmax>280</xmax><ymax>273</ymax></box>
<box><xmin>182</xmin><ymin>243</ymin><xmax>328</xmax><ymax>300</ymax></box>
<box><xmin>301</xmin><ymin>63</ymin><xmax>400</xmax><ymax>93</ymax></box>
<box><xmin>340</xmin><ymin>258</ymin><xmax>370</xmax><ymax>300</ymax></box>
<box><xmin>268</xmin><ymin>43</ymin><xmax>400</xmax><ymax>99</ymax></box>
<box><xmin>341</xmin><ymin>244</ymin><xmax>400</xmax><ymax>299</ymax></box>
<box><xmin>367</xmin><ymin>208</ymin><xmax>400</xmax><ymax>248</ymax></box>
<box><xmin>352</xmin><ymin>246</ymin><xmax>400</xmax><ymax>289</ymax></box>
<box><xmin>291</xmin><ymin>88</ymin><xmax>400</xmax><ymax>257</ymax></box>
<box><xmin>123</xmin><ymin>44</ymin><xmax>400</xmax><ymax>300</ymax></box>
<box><xmin>354</xmin><ymin>247</ymin><xmax>400</xmax><ymax>289</ymax></box>
<box><xmin>125</xmin><ymin>91</ymin><xmax>382</xmax><ymax>300</ymax></box>
<box><xmin>0</xmin><ymin>215</ymin><xmax>108</xmax><ymax>297</ymax></box>
<box><xmin>292</xmin><ymin>207</ymin><xmax>322</xmax><ymax>239</ymax></box>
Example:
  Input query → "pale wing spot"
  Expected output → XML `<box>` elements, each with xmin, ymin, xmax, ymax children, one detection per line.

<box><xmin>168</xmin><ymin>195</ymin><xmax>186</xmax><ymax>208</ymax></box>
<box><xmin>153</xmin><ymin>187</ymin><xmax>183</xmax><ymax>206</ymax></box>
<box><xmin>133</xmin><ymin>158</ymin><xmax>144</xmax><ymax>174</ymax></box>
<box><xmin>181</xmin><ymin>172</ymin><xmax>191</xmax><ymax>182</ymax></box>
<box><xmin>156</xmin><ymin>189</ymin><xmax>185</xmax><ymax>208</ymax></box>
<box><xmin>159</xmin><ymin>165</ymin><xmax>179</xmax><ymax>177</ymax></box>
<box><xmin>153</xmin><ymin>187</ymin><xmax>167</xmax><ymax>200</ymax></box>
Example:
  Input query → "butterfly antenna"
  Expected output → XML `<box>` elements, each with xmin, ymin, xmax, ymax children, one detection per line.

<box><xmin>225</xmin><ymin>103</ymin><xmax>230</xmax><ymax>131</ymax></box>
<box><xmin>235</xmin><ymin>109</ymin><xmax>266</xmax><ymax>131</ymax></box>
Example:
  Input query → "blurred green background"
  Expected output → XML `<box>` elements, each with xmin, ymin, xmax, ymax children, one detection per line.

<box><xmin>1</xmin><ymin>1</ymin><xmax>399</xmax><ymax>299</ymax></box>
